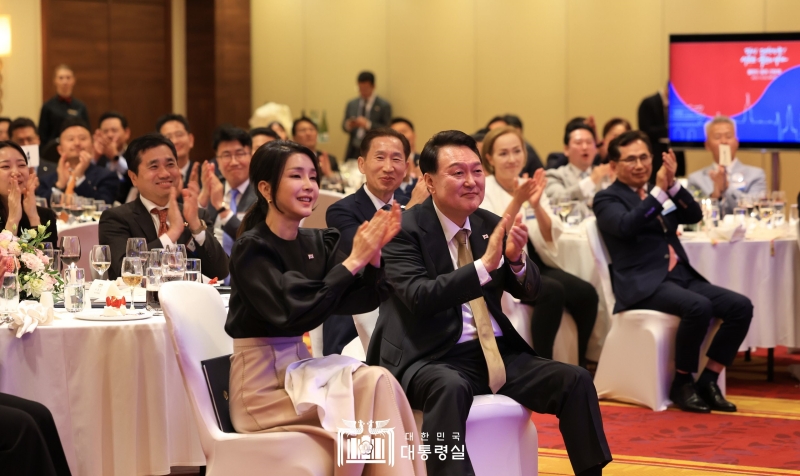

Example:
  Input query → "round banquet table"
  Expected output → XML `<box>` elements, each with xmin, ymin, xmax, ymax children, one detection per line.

<box><xmin>0</xmin><ymin>314</ymin><xmax>205</xmax><ymax>476</ymax></box>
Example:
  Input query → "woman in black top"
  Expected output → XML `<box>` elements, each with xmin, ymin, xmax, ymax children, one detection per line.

<box><xmin>0</xmin><ymin>141</ymin><xmax>58</xmax><ymax>244</ymax></box>
<box><xmin>225</xmin><ymin>141</ymin><xmax>425</xmax><ymax>476</ymax></box>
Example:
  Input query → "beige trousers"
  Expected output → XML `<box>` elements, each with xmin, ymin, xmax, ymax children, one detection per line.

<box><xmin>230</xmin><ymin>337</ymin><xmax>426</xmax><ymax>476</ymax></box>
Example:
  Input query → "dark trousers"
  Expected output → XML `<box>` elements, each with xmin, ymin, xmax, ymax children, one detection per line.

<box><xmin>0</xmin><ymin>392</ymin><xmax>71</xmax><ymax>476</ymax></box>
<box><xmin>322</xmin><ymin>314</ymin><xmax>359</xmax><ymax>356</ymax></box>
<box><xmin>631</xmin><ymin>262</ymin><xmax>753</xmax><ymax>372</ymax></box>
<box><xmin>406</xmin><ymin>339</ymin><xmax>611</xmax><ymax>476</ymax></box>
<box><xmin>533</xmin><ymin>267</ymin><xmax>599</xmax><ymax>363</ymax></box>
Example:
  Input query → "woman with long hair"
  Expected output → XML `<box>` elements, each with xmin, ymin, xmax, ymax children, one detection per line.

<box><xmin>225</xmin><ymin>140</ymin><xmax>425</xmax><ymax>476</ymax></box>
<box><xmin>0</xmin><ymin>141</ymin><xmax>57</xmax><ymax>243</ymax></box>
<box><xmin>479</xmin><ymin>127</ymin><xmax>599</xmax><ymax>367</ymax></box>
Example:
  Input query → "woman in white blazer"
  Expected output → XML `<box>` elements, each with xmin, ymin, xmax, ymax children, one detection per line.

<box><xmin>479</xmin><ymin>126</ymin><xmax>599</xmax><ymax>367</ymax></box>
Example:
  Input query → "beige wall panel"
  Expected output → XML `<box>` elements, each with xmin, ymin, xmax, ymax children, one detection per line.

<box><xmin>0</xmin><ymin>0</ymin><xmax>43</xmax><ymax>120</ymax></box>
<box><xmin>566</xmin><ymin>0</ymin><xmax>663</xmax><ymax>147</ymax></box>
<box><xmin>387</xmin><ymin>0</ymin><xmax>475</xmax><ymax>149</ymax></box>
<box><xmin>251</xmin><ymin>0</ymin><xmax>305</xmax><ymax>126</ymax></box>
<box><xmin>304</xmin><ymin>0</ymin><xmax>388</xmax><ymax>158</ymax></box>
<box><xmin>474</xmin><ymin>0</ymin><xmax>567</xmax><ymax>155</ymax></box>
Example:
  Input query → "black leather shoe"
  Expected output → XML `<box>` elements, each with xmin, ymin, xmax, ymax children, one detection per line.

<box><xmin>696</xmin><ymin>380</ymin><xmax>737</xmax><ymax>412</ymax></box>
<box><xmin>669</xmin><ymin>382</ymin><xmax>711</xmax><ymax>413</ymax></box>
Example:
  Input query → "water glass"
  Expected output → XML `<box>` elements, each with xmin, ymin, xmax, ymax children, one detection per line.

<box><xmin>145</xmin><ymin>267</ymin><xmax>163</xmax><ymax>315</ymax></box>
<box><xmin>161</xmin><ymin>251</ymin><xmax>185</xmax><ymax>282</ymax></box>
<box><xmin>790</xmin><ymin>204</ymin><xmax>799</xmax><ymax>225</ymax></box>
<box><xmin>147</xmin><ymin>248</ymin><xmax>164</xmax><ymax>270</ymax></box>
<box><xmin>62</xmin><ymin>268</ymin><xmax>86</xmax><ymax>313</ymax></box>
<box><xmin>166</xmin><ymin>243</ymin><xmax>187</xmax><ymax>261</ymax></box>
<box><xmin>0</xmin><ymin>273</ymin><xmax>19</xmax><ymax>319</ymax></box>
<box><xmin>733</xmin><ymin>207</ymin><xmax>747</xmax><ymax>226</ymax></box>
<box><xmin>126</xmin><ymin>238</ymin><xmax>148</xmax><ymax>258</ymax></box>
<box><xmin>773</xmin><ymin>202</ymin><xmax>786</xmax><ymax>227</ymax></box>
<box><xmin>185</xmin><ymin>258</ymin><xmax>202</xmax><ymax>282</ymax></box>
<box><xmin>49</xmin><ymin>250</ymin><xmax>62</xmax><ymax>273</ymax></box>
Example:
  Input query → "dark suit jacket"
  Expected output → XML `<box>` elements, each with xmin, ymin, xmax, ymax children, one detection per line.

<box><xmin>366</xmin><ymin>197</ymin><xmax>540</xmax><ymax>391</ymax></box>
<box><xmin>37</xmin><ymin>163</ymin><xmax>121</xmax><ymax>205</ymax></box>
<box><xmin>38</xmin><ymin>96</ymin><xmax>90</xmax><ymax>145</ymax></box>
<box><xmin>393</xmin><ymin>178</ymin><xmax>417</xmax><ymax>206</ymax></box>
<box><xmin>98</xmin><ymin>197</ymin><xmax>229</xmax><ymax>280</ymax></box>
<box><xmin>341</xmin><ymin>96</ymin><xmax>393</xmax><ymax>159</ymax></box>
<box><xmin>205</xmin><ymin>182</ymin><xmax>258</xmax><ymax>245</ymax></box>
<box><xmin>592</xmin><ymin>180</ymin><xmax>704</xmax><ymax>312</ymax></box>
<box><xmin>326</xmin><ymin>185</ymin><xmax>379</xmax><ymax>254</ymax></box>
<box><xmin>638</xmin><ymin>92</ymin><xmax>686</xmax><ymax>178</ymax></box>
<box><xmin>521</xmin><ymin>142</ymin><xmax>544</xmax><ymax>177</ymax></box>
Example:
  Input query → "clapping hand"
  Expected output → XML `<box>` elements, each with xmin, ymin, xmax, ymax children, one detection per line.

<box><xmin>511</xmin><ymin>173</ymin><xmax>537</xmax><ymax>208</ymax></box>
<box><xmin>504</xmin><ymin>213</ymin><xmax>528</xmax><ymax>268</ymax></box>
<box><xmin>526</xmin><ymin>169</ymin><xmax>547</xmax><ymax>209</ymax></box>
<box><xmin>6</xmin><ymin>177</ymin><xmax>23</xmax><ymax>230</ymax></box>
<box><xmin>344</xmin><ymin>202</ymin><xmax>402</xmax><ymax>274</ymax></box>
<box><xmin>21</xmin><ymin>172</ymin><xmax>40</xmax><ymax>224</ymax></box>
<box><xmin>656</xmin><ymin>148</ymin><xmax>679</xmax><ymax>191</ymax></box>
<box><xmin>165</xmin><ymin>186</ymin><xmax>185</xmax><ymax>242</ymax></box>
<box><xmin>481</xmin><ymin>215</ymin><xmax>509</xmax><ymax>273</ymax></box>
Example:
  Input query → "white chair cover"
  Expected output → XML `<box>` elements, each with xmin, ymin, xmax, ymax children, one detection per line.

<box><xmin>302</xmin><ymin>190</ymin><xmax>346</xmax><ymax>229</ymax></box>
<box><xmin>161</xmin><ymin>281</ymin><xmax>333</xmax><ymax>475</ymax></box>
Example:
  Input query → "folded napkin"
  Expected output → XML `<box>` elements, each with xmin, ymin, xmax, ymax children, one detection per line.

<box><xmin>284</xmin><ymin>354</ymin><xmax>365</xmax><ymax>432</ymax></box>
<box><xmin>7</xmin><ymin>300</ymin><xmax>56</xmax><ymax>338</ymax></box>
<box><xmin>708</xmin><ymin>223</ymin><xmax>746</xmax><ymax>243</ymax></box>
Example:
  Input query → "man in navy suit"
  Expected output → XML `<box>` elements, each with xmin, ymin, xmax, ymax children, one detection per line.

<box><xmin>324</xmin><ymin>128</ymin><xmax>427</xmax><ymax>355</ymax></box>
<box><xmin>593</xmin><ymin>130</ymin><xmax>752</xmax><ymax>414</ymax></box>
<box><xmin>36</xmin><ymin>117</ymin><xmax>120</xmax><ymax>204</ymax></box>
<box><xmin>342</xmin><ymin>71</ymin><xmax>392</xmax><ymax>160</ymax></box>
<box><xmin>390</xmin><ymin>117</ymin><xmax>421</xmax><ymax>204</ymax></box>
<box><xmin>369</xmin><ymin>130</ymin><xmax>610</xmax><ymax>476</ymax></box>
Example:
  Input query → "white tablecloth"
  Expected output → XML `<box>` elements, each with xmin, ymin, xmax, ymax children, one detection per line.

<box><xmin>551</xmin><ymin>224</ymin><xmax>800</xmax><ymax>353</ymax></box>
<box><xmin>0</xmin><ymin>315</ymin><xmax>205</xmax><ymax>476</ymax></box>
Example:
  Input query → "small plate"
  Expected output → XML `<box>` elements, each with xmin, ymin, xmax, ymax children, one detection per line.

<box><xmin>73</xmin><ymin>308</ymin><xmax>153</xmax><ymax>321</ymax></box>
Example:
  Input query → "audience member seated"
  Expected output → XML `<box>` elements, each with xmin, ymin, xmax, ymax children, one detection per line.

<box><xmin>486</xmin><ymin>114</ymin><xmax>543</xmax><ymax>176</ymax></box>
<box><xmin>99</xmin><ymin>134</ymin><xmax>228</xmax><ymax>280</ymax></box>
<box><xmin>593</xmin><ymin>130</ymin><xmax>753</xmax><ymax>413</ymax></box>
<box><xmin>249</xmin><ymin>126</ymin><xmax>279</xmax><ymax>153</ymax></box>
<box><xmin>0</xmin><ymin>141</ymin><xmax>58</xmax><ymax>245</ymax></box>
<box><xmin>36</xmin><ymin>117</ymin><xmax>120</xmax><ymax>205</ymax></box>
<box><xmin>638</xmin><ymin>86</ymin><xmax>686</xmax><ymax>178</ymax></box>
<box><xmin>38</xmin><ymin>65</ymin><xmax>90</xmax><ymax>146</ymax></box>
<box><xmin>369</xmin><ymin>130</ymin><xmax>611</xmax><ymax>476</ymax></box>
<box><xmin>325</xmin><ymin>128</ymin><xmax>427</xmax><ymax>355</ymax></box>
<box><xmin>267</xmin><ymin>120</ymin><xmax>289</xmax><ymax>141</ymax></box>
<box><xmin>199</xmin><ymin>126</ymin><xmax>255</xmax><ymax>266</ymax></box>
<box><xmin>342</xmin><ymin>71</ymin><xmax>393</xmax><ymax>160</ymax></box>
<box><xmin>224</xmin><ymin>140</ymin><xmax>424</xmax><ymax>476</ymax></box>
<box><xmin>0</xmin><ymin>392</ymin><xmax>71</xmax><ymax>476</ymax></box>
<box><xmin>479</xmin><ymin>126</ymin><xmax>599</xmax><ymax>367</ymax></box>
<box><xmin>390</xmin><ymin>116</ymin><xmax>422</xmax><ymax>185</ymax></box>
<box><xmin>156</xmin><ymin>113</ymin><xmax>198</xmax><ymax>188</ymax></box>
<box><xmin>9</xmin><ymin>117</ymin><xmax>41</xmax><ymax>147</ymax></box>
<box><xmin>545</xmin><ymin>122</ymin><xmax>613</xmax><ymax>216</ymax></box>
<box><xmin>545</xmin><ymin>117</ymin><xmax>604</xmax><ymax>170</ymax></box>
<box><xmin>472</xmin><ymin>128</ymin><xmax>488</xmax><ymax>156</ymax></box>
<box><xmin>688</xmin><ymin>116</ymin><xmax>766</xmax><ymax>215</ymax></box>
<box><xmin>598</xmin><ymin>118</ymin><xmax>631</xmax><ymax>163</ymax></box>
<box><xmin>292</xmin><ymin>116</ymin><xmax>339</xmax><ymax>178</ymax></box>
<box><xmin>0</xmin><ymin>117</ymin><xmax>10</xmax><ymax>141</ymax></box>
<box><xmin>95</xmin><ymin>111</ymin><xmax>133</xmax><ymax>203</ymax></box>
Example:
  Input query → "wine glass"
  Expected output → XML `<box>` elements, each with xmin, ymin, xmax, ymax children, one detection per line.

<box><xmin>161</xmin><ymin>251</ymin><xmax>185</xmax><ymax>282</ymax></box>
<box><xmin>166</xmin><ymin>243</ymin><xmax>187</xmax><ymax>261</ymax></box>
<box><xmin>126</xmin><ymin>237</ymin><xmax>148</xmax><ymax>258</ymax></box>
<box><xmin>58</xmin><ymin>236</ymin><xmax>81</xmax><ymax>269</ymax></box>
<box><xmin>0</xmin><ymin>272</ymin><xmax>20</xmax><ymax>321</ymax></box>
<box><xmin>65</xmin><ymin>195</ymin><xmax>84</xmax><ymax>223</ymax></box>
<box><xmin>558</xmin><ymin>199</ymin><xmax>575</xmax><ymax>224</ymax></box>
<box><xmin>90</xmin><ymin>245</ymin><xmax>112</xmax><ymax>280</ymax></box>
<box><xmin>147</xmin><ymin>248</ymin><xmax>164</xmax><ymax>270</ymax></box>
<box><xmin>121</xmin><ymin>257</ymin><xmax>143</xmax><ymax>310</ymax></box>
<box><xmin>51</xmin><ymin>192</ymin><xmax>64</xmax><ymax>219</ymax></box>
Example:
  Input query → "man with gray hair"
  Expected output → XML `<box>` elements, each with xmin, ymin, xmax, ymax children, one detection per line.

<box><xmin>688</xmin><ymin>116</ymin><xmax>766</xmax><ymax>215</ymax></box>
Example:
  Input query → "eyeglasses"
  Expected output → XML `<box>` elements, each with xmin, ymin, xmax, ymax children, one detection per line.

<box><xmin>618</xmin><ymin>154</ymin><xmax>652</xmax><ymax>165</ymax></box>
<box><xmin>216</xmin><ymin>150</ymin><xmax>249</xmax><ymax>162</ymax></box>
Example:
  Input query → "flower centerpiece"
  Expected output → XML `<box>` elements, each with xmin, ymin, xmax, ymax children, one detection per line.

<box><xmin>0</xmin><ymin>223</ymin><xmax>64</xmax><ymax>301</ymax></box>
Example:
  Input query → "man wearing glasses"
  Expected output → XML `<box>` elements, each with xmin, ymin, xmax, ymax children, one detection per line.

<box><xmin>593</xmin><ymin>130</ymin><xmax>752</xmax><ymax>414</ymax></box>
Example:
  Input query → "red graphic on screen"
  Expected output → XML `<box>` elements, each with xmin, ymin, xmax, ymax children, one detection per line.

<box><xmin>670</xmin><ymin>41</ymin><xmax>800</xmax><ymax>117</ymax></box>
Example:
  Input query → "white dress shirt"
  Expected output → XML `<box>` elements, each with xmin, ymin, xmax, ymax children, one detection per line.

<box><xmin>363</xmin><ymin>184</ymin><xmax>394</xmax><ymax>211</ymax></box>
<box><xmin>139</xmin><ymin>195</ymin><xmax>206</xmax><ymax>248</ymax></box>
<box><xmin>216</xmin><ymin>180</ymin><xmax>250</xmax><ymax>227</ymax></box>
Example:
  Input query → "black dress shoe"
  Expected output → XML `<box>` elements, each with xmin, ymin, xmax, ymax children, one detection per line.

<box><xmin>696</xmin><ymin>380</ymin><xmax>737</xmax><ymax>412</ymax></box>
<box><xmin>669</xmin><ymin>382</ymin><xmax>711</xmax><ymax>413</ymax></box>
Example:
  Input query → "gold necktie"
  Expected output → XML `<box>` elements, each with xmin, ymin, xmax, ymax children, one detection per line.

<box><xmin>455</xmin><ymin>229</ymin><xmax>506</xmax><ymax>393</ymax></box>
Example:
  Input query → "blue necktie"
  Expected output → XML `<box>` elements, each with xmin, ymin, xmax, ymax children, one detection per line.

<box><xmin>223</xmin><ymin>189</ymin><xmax>240</xmax><ymax>284</ymax></box>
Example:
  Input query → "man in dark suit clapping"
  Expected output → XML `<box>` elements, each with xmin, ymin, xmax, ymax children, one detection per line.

<box><xmin>593</xmin><ymin>130</ymin><xmax>752</xmax><ymax>414</ymax></box>
<box><xmin>342</xmin><ymin>71</ymin><xmax>392</xmax><ymax>160</ymax></box>
<box><xmin>369</xmin><ymin>130</ymin><xmax>611</xmax><ymax>476</ymax></box>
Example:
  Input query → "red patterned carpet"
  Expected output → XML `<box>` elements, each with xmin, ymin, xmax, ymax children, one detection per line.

<box><xmin>534</xmin><ymin>347</ymin><xmax>800</xmax><ymax>475</ymax></box>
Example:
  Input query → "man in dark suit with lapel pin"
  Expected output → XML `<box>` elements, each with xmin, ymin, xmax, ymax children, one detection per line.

<box><xmin>325</xmin><ymin>128</ymin><xmax>428</xmax><ymax>355</ymax></box>
<box><xmin>342</xmin><ymin>71</ymin><xmax>392</xmax><ymax>161</ymax></box>
<box><xmin>98</xmin><ymin>134</ymin><xmax>228</xmax><ymax>280</ymax></box>
<box><xmin>390</xmin><ymin>117</ymin><xmax>422</xmax><ymax>204</ymax></box>
<box><xmin>369</xmin><ymin>130</ymin><xmax>611</xmax><ymax>476</ymax></box>
<box><xmin>36</xmin><ymin>117</ymin><xmax>120</xmax><ymax>205</ymax></box>
<box><xmin>156</xmin><ymin>113</ymin><xmax>206</xmax><ymax>189</ymax></box>
<box><xmin>593</xmin><ymin>130</ymin><xmax>752</xmax><ymax>414</ymax></box>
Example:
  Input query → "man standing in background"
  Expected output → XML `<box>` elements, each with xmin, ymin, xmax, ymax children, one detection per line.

<box><xmin>638</xmin><ymin>86</ymin><xmax>686</xmax><ymax>180</ymax></box>
<box><xmin>38</xmin><ymin>65</ymin><xmax>90</xmax><ymax>146</ymax></box>
<box><xmin>342</xmin><ymin>71</ymin><xmax>392</xmax><ymax>160</ymax></box>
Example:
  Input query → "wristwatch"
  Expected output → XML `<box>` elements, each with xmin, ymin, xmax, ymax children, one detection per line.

<box><xmin>508</xmin><ymin>249</ymin><xmax>526</xmax><ymax>267</ymax></box>
<box><xmin>189</xmin><ymin>219</ymin><xmax>208</xmax><ymax>235</ymax></box>
<box><xmin>215</xmin><ymin>205</ymin><xmax>228</xmax><ymax>215</ymax></box>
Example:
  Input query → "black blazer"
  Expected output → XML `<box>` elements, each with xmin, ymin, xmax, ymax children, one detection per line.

<box><xmin>37</xmin><ymin>163</ymin><xmax>121</xmax><ymax>205</ymax></box>
<box><xmin>366</xmin><ymin>198</ymin><xmax>540</xmax><ymax>391</ymax></box>
<box><xmin>592</xmin><ymin>180</ymin><xmax>704</xmax><ymax>312</ymax></box>
<box><xmin>0</xmin><ymin>207</ymin><xmax>59</xmax><ymax>246</ymax></box>
<box><xmin>325</xmin><ymin>185</ymin><xmax>378</xmax><ymax>255</ymax></box>
<box><xmin>98</xmin><ymin>197</ymin><xmax>229</xmax><ymax>280</ymax></box>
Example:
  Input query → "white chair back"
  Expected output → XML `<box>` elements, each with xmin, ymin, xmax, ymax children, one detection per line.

<box><xmin>302</xmin><ymin>190</ymin><xmax>346</xmax><ymax>229</ymax></box>
<box><xmin>61</xmin><ymin>222</ymin><xmax>99</xmax><ymax>280</ymax></box>
<box><xmin>584</xmin><ymin>217</ymin><xmax>617</xmax><ymax>313</ymax></box>
<box><xmin>160</xmin><ymin>281</ymin><xmax>233</xmax><ymax>453</ymax></box>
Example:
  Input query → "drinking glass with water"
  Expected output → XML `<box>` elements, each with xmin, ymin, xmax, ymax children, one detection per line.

<box><xmin>185</xmin><ymin>258</ymin><xmax>202</xmax><ymax>283</ymax></box>
<box><xmin>145</xmin><ymin>266</ymin><xmax>163</xmax><ymax>315</ymax></box>
<box><xmin>62</xmin><ymin>268</ymin><xmax>86</xmax><ymax>313</ymax></box>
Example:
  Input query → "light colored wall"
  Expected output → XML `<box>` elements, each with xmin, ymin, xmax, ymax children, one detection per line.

<box><xmin>0</xmin><ymin>0</ymin><xmax>42</xmax><ymax>121</ymax></box>
<box><xmin>251</xmin><ymin>0</ymin><xmax>800</xmax><ymax>204</ymax></box>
